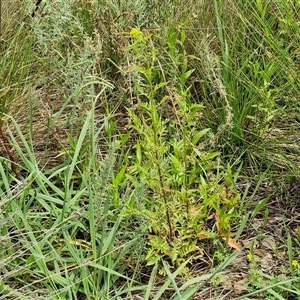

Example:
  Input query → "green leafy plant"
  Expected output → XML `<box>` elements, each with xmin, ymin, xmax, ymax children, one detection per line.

<box><xmin>124</xmin><ymin>27</ymin><xmax>241</xmax><ymax>272</ymax></box>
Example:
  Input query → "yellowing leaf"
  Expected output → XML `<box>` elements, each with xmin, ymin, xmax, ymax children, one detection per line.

<box><xmin>68</xmin><ymin>239</ymin><xmax>91</xmax><ymax>249</ymax></box>
<box><xmin>219</xmin><ymin>229</ymin><xmax>231</xmax><ymax>238</ymax></box>
<box><xmin>198</xmin><ymin>231</ymin><xmax>215</xmax><ymax>239</ymax></box>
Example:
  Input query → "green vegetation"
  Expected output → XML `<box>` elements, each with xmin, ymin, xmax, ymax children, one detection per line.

<box><xmin>1</xmin><ymin>0</ymin><xmax>300</xmax><ymax>299</ymax></box>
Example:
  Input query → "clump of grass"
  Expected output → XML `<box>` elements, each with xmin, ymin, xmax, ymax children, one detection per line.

<box><xmin>0</xmin><ymin>97</ymin><xmax>142</xmax><ymax>299</ymax></box>
<box><xmin>186</xmin><ymin>0</ymin><xmax>300</xmax><ymax>174</ymax></box>
<box><xmin>0</xmin><ymin>1</ymin><xmax>34</xmax><ymax>177</ymax></box>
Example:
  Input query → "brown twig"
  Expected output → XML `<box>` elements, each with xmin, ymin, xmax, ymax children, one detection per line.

<box><xmin>0</xmin><ymin>125</ymin><xmax>19</xmax><ymax>178</ymax></box>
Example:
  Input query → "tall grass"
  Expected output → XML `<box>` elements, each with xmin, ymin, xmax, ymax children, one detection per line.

<box><xmin>187</xmin><ymin>0</ymin><xmax>300</xmax><ymax>173</ymax></box>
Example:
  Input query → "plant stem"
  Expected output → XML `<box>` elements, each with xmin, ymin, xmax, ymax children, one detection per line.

<box><xmin>150</xmin><ymin>101</ymin><xmax>173</xmax><ymax>240</ymax></box>
<box><xmin>154</xmin><ymin>150</ymin><xmax>173</xmax><ymax>241</ymax></box>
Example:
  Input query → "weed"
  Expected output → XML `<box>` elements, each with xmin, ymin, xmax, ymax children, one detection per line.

<box><xmin>124</xmin><ymin>27</ymin><xmax>241</xmax><ymax>273</ymax></box>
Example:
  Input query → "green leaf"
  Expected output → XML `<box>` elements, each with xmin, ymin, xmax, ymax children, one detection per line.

<box><xmin>192</xmin><ymin>128</ymin><xmax>210</xmax><ymax>144</ymax></box>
